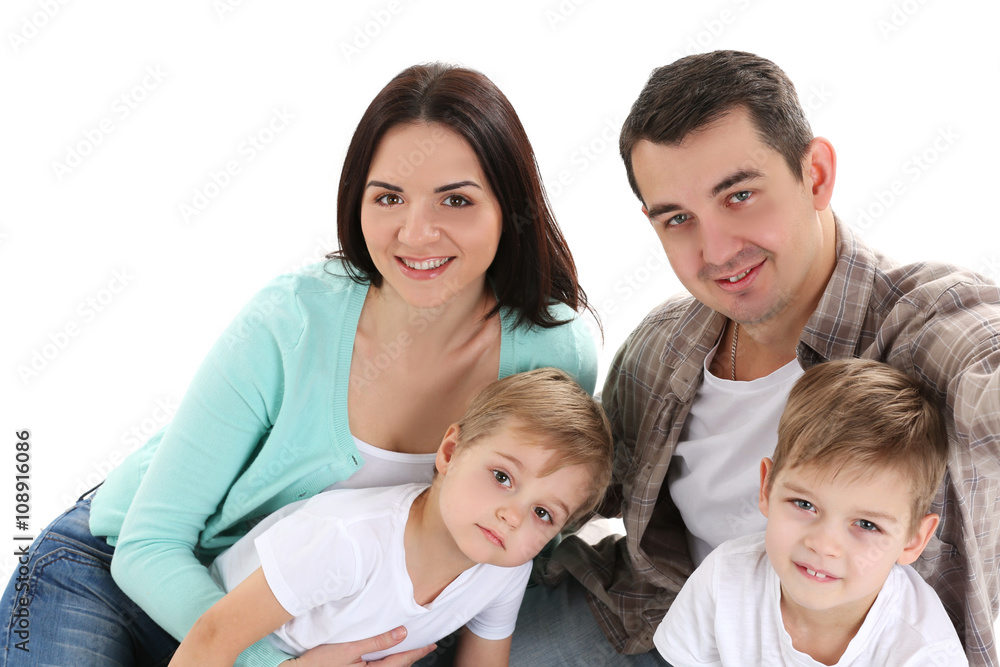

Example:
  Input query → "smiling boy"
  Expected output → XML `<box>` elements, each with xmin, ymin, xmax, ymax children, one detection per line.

<box><xmin>168</xmin><ymin>368</ymin><xmax>612</xmax><ymax>667</ymax></box>
<box><xmin>654</xmin><ymin>359</ymin><xmax>967</xmax><ymax>666</ymax></box>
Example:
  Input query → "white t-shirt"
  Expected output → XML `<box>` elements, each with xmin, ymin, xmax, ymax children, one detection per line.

<box><xmin>211</xmin><ymin>483</ymin><xmax>531</xmax><ymax>661</ymax></box>
<box><xmin>323</xmin><ymin>436</ymin><xmax>437</xmax><ymax>491</ymax></box>
<box><xmin>654</xmin><ymin>533</ymin><xmax>968</xmax><ymax>667</ymax></box>
<box><xmin>668</xmin><ymin>344</ymin><xmax>803</xmax><ymax>565</ymax></box>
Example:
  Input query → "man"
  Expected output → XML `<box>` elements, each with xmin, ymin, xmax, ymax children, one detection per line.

<box><xmin>510</xmin><ymin>50</ymin><xmax>1000</xmax><ymax>666</ymax></box>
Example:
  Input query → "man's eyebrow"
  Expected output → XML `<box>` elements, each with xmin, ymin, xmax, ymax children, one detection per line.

<box><xmin>434</xmin><ymin>180</ymin><xmax>482</xmax><ymax>193</ymax></box>
<box><xmin>366</xmin><ymin>180</ymin><xmax>402</xmax><ymax>192</ymax></box>
<box><xmin>711</xmin><ymin>168</ymin><xmax>763</xmax><ymax>197</ymax></box>
<box><xmin>645</xmin><ymin>202</ymin><xmax>682</xmax><ymax>219</ymax></box>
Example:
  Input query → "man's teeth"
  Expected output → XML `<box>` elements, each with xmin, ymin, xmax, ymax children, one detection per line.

<box><xmin>402</xmin><ymin>258</ymin><xmax>449</xmax><ymax>270</ymax></box>
<box><xmin>727</xmin><ymin>269</ymin><xmax>751</xmax><ymax>283</ymax></box>
<box><xmin>806</xmin><ymin>568</ymin><xmax>828</xmax><ymax>579</ymax></box>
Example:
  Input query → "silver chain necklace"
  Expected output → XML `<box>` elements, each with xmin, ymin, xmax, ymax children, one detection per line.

<box><xmin>730</xmin><ymin>322</ymin><xmax>739</xmax><ymax>381</ymax></box>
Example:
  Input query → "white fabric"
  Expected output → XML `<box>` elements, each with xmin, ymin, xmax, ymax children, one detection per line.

<box><xmin>322</xmin><ymin>436</ymin><xmax>437</xmax><ymax>491</ymax></box>
<box><xmin>210</xmin><ymin>483</ymin><xmax>530</xmax><ymax>661</ymax></box>
<box><xmin>654</xmin><ymin>533</ymin><xmax>968</xmax><ymax>667</ymax></box>
<box><xmin>668</xmin><ymin>343</ymin><xmax>803</xmax><ymax>565</ymax></box>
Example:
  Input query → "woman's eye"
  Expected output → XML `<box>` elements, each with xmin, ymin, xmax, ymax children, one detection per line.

<box><xmin>443</xmin><ymin>194</ymin><xmax>471</xmax><ymax>207</ymax></box>
<box><xmin>855</xmin><ymin>519</ymin><xmax>880</xmax><ymax>532</ymax></box>
<box><xmin>375</xmin><ymin>193</ymin><xmax>402</xmax><ymax>206</ymax></box>
<box><xmin>728</xmin><ymin>190</ymin><xmax>752</xmax><ymax>204</ymax></box>
<box><xmin>793</xmin><ymin>499</ymin><xmax>814</xmax><ymax>512</ymax></box>
<box><xmin>534</xmin><ymin>507</ymin><xmax>553</xmax><ymax>523</ymax></box>
<box><xmin>492</xmin><ymin>470</ymin><xmax>511</xmax><ymax>487</ymax></box>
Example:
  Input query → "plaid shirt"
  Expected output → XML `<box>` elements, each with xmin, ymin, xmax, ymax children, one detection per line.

<box><xmin>541</xmin><ymin>221</ymin><xmax>1000</xmax><ymax>665</ymax></box>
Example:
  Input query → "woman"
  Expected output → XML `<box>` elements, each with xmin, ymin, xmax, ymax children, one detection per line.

<box><xmin>1</xmin><ymin>64</ymin><xmax>597</xmax><ymax>667</ymax></box>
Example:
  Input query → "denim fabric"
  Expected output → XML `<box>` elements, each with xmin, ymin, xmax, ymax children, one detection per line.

<box><xmin>507</xmin><ymin>579</ymin><xmax>672</xmax><ymax>667</ymax></box>
<box><xmin>1</xmin><ymin>499</ymin><xmax>178</xmax><ymax>666</ymax></box>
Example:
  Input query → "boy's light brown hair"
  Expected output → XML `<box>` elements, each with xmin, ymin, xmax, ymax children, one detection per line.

<box><xmin>768</xmin><ymin>358</ymin><xmax>948</xmax><ymax>535</ymax></box>
<box><xmin>456</xmin><ymin>367</ymin><xmax>612</xmax><ymax>524</ymax></box>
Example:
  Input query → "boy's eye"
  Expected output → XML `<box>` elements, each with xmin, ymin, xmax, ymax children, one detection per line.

<box><xmin>375</xmin><ymin>193</ymin><xmax>402</xmax><ymax>206</ymax></box>
<box><xmin>793</xmin><ymin>499</ymin><xmax>815</xmax><ymax>512</ymax></box>
<box><xmin>854</xmin><ymin>519</ymin><xmax>880</xmax><ymax>532</ymax></box>
<box><xmin>534</xmin><ymin>507</ymin><xmax>553</xmax><ymax>524</ymax></box>
<box><xmin>492</xmin><ymin>470</ymin><xmax>511</xmax><ymax>488</ymax></box>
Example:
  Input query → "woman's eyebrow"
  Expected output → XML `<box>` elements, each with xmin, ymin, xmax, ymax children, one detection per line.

<box><xmin>366</xmin><ymin>179</ymin><xmax>402</xmax><ymax>191</ymax></box>
<box><xmin>434</xmin><ymin>180</ymin><xmax>481</xmax><ymax>193</ymax></box>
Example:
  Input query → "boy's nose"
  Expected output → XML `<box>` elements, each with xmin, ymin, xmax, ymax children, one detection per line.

<box><xmin>497</xmin><ymin>505</ymin><xmax>522</xmax><ymax>529</ymax></box>
<box><xmin>803</xmin><ymin>522</ymin><xmax>842</xmax><ymax>557</ymax></box>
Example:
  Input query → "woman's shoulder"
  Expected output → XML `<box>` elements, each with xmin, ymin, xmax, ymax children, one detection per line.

<box><xmin>503</xmin><ymin>303</ymin><xmax>598</xmax><ymax>394</ymax></box>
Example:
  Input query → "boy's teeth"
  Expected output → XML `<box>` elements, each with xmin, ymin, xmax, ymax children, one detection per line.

<box><xmin>727</xmin><ymin>269</ymin><xmax>751</xmax><ymax>283</ymax></box>
<box><xmin>806</xmin><ymin>567</ymin><xmax>827</xmax><ymax>579</ymax></box>
<box><xmin>402</xmin><ymin>258</ymin><xmax>448</xmax><ymax>270</ymax></box>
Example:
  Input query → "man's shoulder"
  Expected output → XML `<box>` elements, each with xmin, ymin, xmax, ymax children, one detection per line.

<box><xmin>628</xmin><ymin>292</ymin><xmax>700</xmax><ymax>341</ymax></box>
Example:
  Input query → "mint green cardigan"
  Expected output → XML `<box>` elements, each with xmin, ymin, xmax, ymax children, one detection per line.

<box><xmin>89</xmin><ymin>262</ymin><xmax>597</xmax><ymax>666</ymax></box>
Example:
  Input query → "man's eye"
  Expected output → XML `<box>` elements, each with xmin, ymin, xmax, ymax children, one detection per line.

<box><xmin>492</xmin><ymin>470</ymin><xmax>511</xmax><ymax>487</ymax></box>
<box><xmin>443</xmin><ymin>194</ymin><xmax>471</xmax><ymax>207</ymax></box>
<box><xmin>728</xmin><ymin>190</ymin><xmax>752</xmax><ymax>204</ymax></box>
<box><xmin>666</xmin><ymin>213</ymin><xmax>690</xmax><ymax>227</ymax></box>
<box><xmin>534</xmin><ymin>507</ymin><xmax>553</xmax><ymax>523</ymax></box>
<box><xmin>375</xmin><ymin>193</ymin><xmax>402</xmax><ymax>206</ymax></box>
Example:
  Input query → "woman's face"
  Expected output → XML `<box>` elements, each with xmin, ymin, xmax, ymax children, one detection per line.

<box><xmin>361</xmin><ymin>122</ymin><xmax>503</xmax><ymax>311</ymax></box>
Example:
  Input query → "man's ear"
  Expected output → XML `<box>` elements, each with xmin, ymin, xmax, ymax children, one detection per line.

<box><xmin>897</xmin><ymin>513</ymin><xmax>940</xmax><ymax>566</ymax></box>
<box><xmin>435</xmin><ymin>424</ymin><xmax>461</xmax><ymax>476</ymax></box>
<box><xmin>759</xmin><ymin>457</ymin><xmax>774</xmax><ymax>518</ymax></box>
<box><xmin>804</xmin><ymin>136</ymin><xmax>836</xmax><ymax>211</ymax></box>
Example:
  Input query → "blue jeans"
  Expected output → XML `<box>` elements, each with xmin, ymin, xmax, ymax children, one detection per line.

<box><xmin>415</xmin><ymin>577</ymin><xmax>671</xmax><ymax>667</ymax></box>
<box><xmin>1</xmin><ymin>497</ymin><xmax>178</xmax><ymax>666</ymax></box>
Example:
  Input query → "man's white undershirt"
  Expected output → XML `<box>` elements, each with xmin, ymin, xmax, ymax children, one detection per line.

<box><xmin>667</xmin><ymin>341</ymin><xmax>803</xmax><ymax>566</ymax></box>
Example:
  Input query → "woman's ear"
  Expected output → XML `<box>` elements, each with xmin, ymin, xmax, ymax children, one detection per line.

<box><xmin>435</xmin><ymin>424</ymin><xmax>461</xmax><ymax>475</ymax></box>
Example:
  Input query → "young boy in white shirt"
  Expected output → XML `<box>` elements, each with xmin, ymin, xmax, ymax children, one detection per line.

<box><xmin>169</xmin><ymin>368</ymin><xmax>612</xmax><ymax>667</ymax></box>
<box><xmin>655</xmin><ymin>358</ymin><xmax>967</xmax><ymax>666</ymax></box>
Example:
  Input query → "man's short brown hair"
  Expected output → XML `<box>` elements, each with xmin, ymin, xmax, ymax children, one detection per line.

<box><xmin>769</xmin><ymin>359</ymin><xmax>948</xmax><ymax>535</ymax></box>
<box><xmin>456</xmin><ymin>368</ymin><xmax>612</xmax><ymax>524</ymax></box>
<box><xmin>619</xmin><ymin>50</ymin><xmax>814</xmax><ymax>203</ymax></box>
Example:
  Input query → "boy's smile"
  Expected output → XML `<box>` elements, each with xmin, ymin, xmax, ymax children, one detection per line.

<box><xmin>758</xmin><ymin>458</ymin><xmax>936</xmax><ymax>627</ymax></box>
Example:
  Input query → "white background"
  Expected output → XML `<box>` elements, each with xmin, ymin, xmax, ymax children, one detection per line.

<box><xmin>2</xmin><ymin>0</ymin><xmax>998</xmax><ymax>592</ymax></box>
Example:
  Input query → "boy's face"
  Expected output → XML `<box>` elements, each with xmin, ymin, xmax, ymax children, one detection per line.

<box><xmin>435</xmin><ymin>423</ymin><xmax>593</xmax><ymax>569</ymax></box>
<box><xmin>758</xmin><ymin>457</ymin><xmax>937</xmax><ymax>624</ymax></box>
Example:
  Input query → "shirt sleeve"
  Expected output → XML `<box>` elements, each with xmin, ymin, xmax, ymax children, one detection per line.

<box><xmin>254</xmin><ymin>505</ymin><xmax>364</xmax><ymax>616</ymax></box>
<box><xmin>107</xmin><ymin>275</ymin><xmax>306</xmax><ymax>666</ymax></box>
<box><xmin>464</xmin><ymin>563</ymin><xmax>531</xmax><ymax>640</ymax></box>
<box><xmin>653</xmin><ymin>546</ymin><xmax>722</xmax><ymax>666</ymax></box>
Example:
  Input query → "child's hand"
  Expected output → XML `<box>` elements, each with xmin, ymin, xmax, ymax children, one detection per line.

<box><xmin>282</xmin><ymin>626</ymin><xmax>436</xmax><ymax>666</ymax></box>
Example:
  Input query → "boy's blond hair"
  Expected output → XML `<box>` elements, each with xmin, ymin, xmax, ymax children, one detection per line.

<box><xmin>769</xmin><ymin>359</ymin><xmax>948</xmax><ymax>535</ymax></box>
<box><xmin>456</xmin><ymin>367</ymin><xmax>612</xmax><ymax>524</ymax></box>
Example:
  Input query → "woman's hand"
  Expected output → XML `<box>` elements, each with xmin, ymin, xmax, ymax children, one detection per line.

<box><xmin>282</xmin><ymin>626</ymin><xmax>436</xmax><ymax>666</ymax></box>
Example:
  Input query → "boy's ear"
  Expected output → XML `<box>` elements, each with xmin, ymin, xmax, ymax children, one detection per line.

<box><xmin>435</xmin><ymin>424</ymin><xmax>462</xmax><ymax>475</ymax></box>
<box><xmin>758</xmin><ymin>457</ymin><xmax>774</xmax><ymax>518</ymax></box>
<box><xmin>897</xmin><ymin>513</ymin><xmax>940</xmax><ymax>566</ymax></box>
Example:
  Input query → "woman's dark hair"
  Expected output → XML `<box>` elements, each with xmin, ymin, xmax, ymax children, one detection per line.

<box><xmin>328</xmin><ymin>62</ymin><xmax>590</xmax><ymax>329</ymax></box>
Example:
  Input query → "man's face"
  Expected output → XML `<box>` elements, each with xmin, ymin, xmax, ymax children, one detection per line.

<box><xmin>631</xmin><ymin>109</ymin><xmax>833</xmax><ymax>330</ymax></box>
